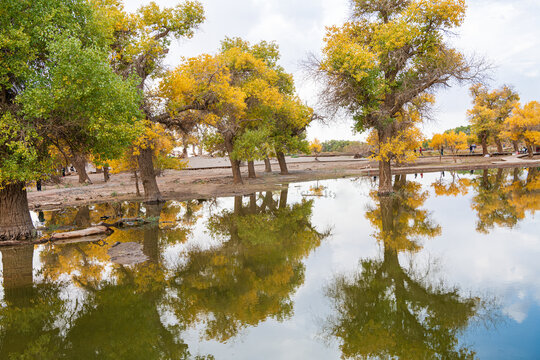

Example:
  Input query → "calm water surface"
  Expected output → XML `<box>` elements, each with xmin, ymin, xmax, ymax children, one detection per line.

<box><xmin>1</xmin><ymin>168</ymin><xmax>539</xmax><ymax>359</ymax></box>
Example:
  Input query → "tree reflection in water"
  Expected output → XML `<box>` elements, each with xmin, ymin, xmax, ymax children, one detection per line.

<box><xmin>0</xmin><ymin>202</ymin><xmax>214</xmax><ymax>360</ymax></box>
<box><xmin>167</xmin><ymin>187</ymin><xmax>328</xmax><ymax>342</ymax></box>
<box><xmin>325</xmin><ymin>175</ymin><xmax>483</xmax><ymax>359</ymax></box>
<box><xmin>0</xmin><ymin>190</ymin><xmax>326</xmax><ymax>357</ymax></box>
<box><xmin>432</xmin><ymin>168</ymin><xmax>540</xmax><ymax>233</ymax></box>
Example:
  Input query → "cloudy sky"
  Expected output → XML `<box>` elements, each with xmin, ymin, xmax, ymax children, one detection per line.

<box><xmin>125</xmin><ymin>0</ymin><xmax>540</xmax><ymax>141</ymax></box>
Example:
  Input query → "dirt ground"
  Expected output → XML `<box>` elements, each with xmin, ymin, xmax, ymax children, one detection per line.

<box><xmin>27</xmin><ymin>154</ymin><xmax>540</xmax><ymax>210</ymax></box>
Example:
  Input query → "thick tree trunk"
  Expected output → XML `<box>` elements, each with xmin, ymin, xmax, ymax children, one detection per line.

<box><xmin>0</xmin><ymin>182</ymin><xmax>34</xmax><ymax>241</ymax></box>
<box><xmin>229</xmin><ymin>158</ymin><xmax>243</xmax><ymax>184</ymax></box>
<box><xmin>1</xmin><ymin>245</ymin><xmax>34</xmax><ymax>302</ymax></box>
<box><xmin>249</xmin><ymin>193</ymin><xmax>257</xmax><ymax>213</ymax></box>
<box><xmin>247</xmin><ymin>161</ymin><xmax>256</xmax><ymax>179</ymax></box>
<box><xmin>234</xmin><ymin>196</ymin><xmax>243</xmax><ymax>215</ymax></box>
<box><xmin>143</xmin><ymin>203</ymin><xmax>164</xmax><ymax>263</ymax></box>
<box><xmin>74</xmin><ymin>206</ymin><xmax>91</xmax><ymax>228</ymax></box>
<box><xmin>72</xmin><ymin>154</ymin><xmax>92</xmax><ymax>184</ymax></box>
<box><xmin>276</xmin><ymin>151</ymin><xmax>288</xmax><ymax>175</ymax></box>
<box><xmin>495</xmin><ymin>138</ymin><xmax>503</xmax><ymax>153</ymax></box>
<box><xmin>103</xmin><ymin>167</ymin><xmax>110</xmax><ymax>182</ymax></box>
<box><xmin>264</xmin><ymin>157</ymin><xmax>272</xmax><ymax>173</ymax></box>
<box><xmin>137</xmin><ymin>146</ymin><xmax>163</xmax><ymax>203</ymax></box>
<box><xmin>481</xmin><ymin>137</ymin><xmax>488</xmax><ymax>156</ymax></box>
<box><xmin>512</xmin><ymin>141</ymin><xmax>519</xmax><ymax>153</ymax></box>
<box><xmin>378</xmin><ymin>159</ymin><xmax>393</xmax><ymax>195</ymax></box>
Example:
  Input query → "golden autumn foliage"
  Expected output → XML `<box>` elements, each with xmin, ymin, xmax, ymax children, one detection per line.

<box><xmin>468</xmin><ymin>84</ymin><xmax>520</xmax><ymax>154</ymax></box>
<box><xmin>316</xmin><ymin>0</ymin><xmax>476</xmax><ymax>193</ymax></box>
<box><xmin>109</xmin><ymin>122</ymin><xmax>187</xmax><ymax>175</ymax></box>
<box><xmin>503</xmin><ymin>101</ymin><xmax>540</xmax><ymax>157</ymax></box>
<box><xmin>310</xmin><ymin>138</ymin><xmax>322</xmax><ymax>154</ymax></box>
<box><xmin>430</xmin><ymin>131</ymin><xmax>468</xmax><ymax>162</ymax></box>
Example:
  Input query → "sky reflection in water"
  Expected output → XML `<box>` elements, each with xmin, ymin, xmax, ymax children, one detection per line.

<box><xmin>1</xmin><ymin>168</ymin><xmax>539</xmax><ymax>359</ymax></box>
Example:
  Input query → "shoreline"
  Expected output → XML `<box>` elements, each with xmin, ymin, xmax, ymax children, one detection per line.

<box><xmin>28</xmin><ymin>155</ymin><xmax>540</xmax><ymax>211</ymax></box>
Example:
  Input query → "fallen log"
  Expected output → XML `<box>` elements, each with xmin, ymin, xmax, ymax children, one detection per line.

<box><xmin>50</xmin><ymin>226</ymin><xmax>112</xmax><ymax>240</ymax></box>
<box><xmin>0</xmin><ymin>228</ymin><xmax>113</xmax><ymax>247</ymax></box>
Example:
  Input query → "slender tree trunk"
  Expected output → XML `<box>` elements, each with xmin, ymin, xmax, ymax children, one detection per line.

<box><xmin>279</xmin><ymin>187</ymin><xmax>288</xmax><ymax>209</ymax></box>
<box><xmin>198</xmin><ymin>145</ymin><xmax>203</xmax><ymax>156</ymax></box>
<box><xmin>0</xmin><ymin>182</ymin><xmax>34</xmax><ymax>241</ymax></box>
<box><xmin>224</xmin><ymin>135</ymin><xmax>243</xmax><ymax>184</ymax></box>
<box><xmin>103</xmin><ymin>167</ymin><xmax>110</xmax><ymax>182</ymax></box>
<box><xmin>134</xmin><ymin>171</ymin><xmax>141</xmax><ymax>197</ymax></box>
<box><xmin>72</xmin><ymin>154</ymin><xmax>92</xmax><ymax>184</ymax></box>
<box><xmin>182</xmin><ymin>133</ymin><xmax>189</xmax><ymax>158</ymax></box>
<box><xmin>247</xmin><ymin>160</ymin><xmax>256</xmax><ymax>179</ymax></box>
<box><xmin>276</xmin><ymin>151</ymin><xmax>288</xmax><ymax>175</ymax></box>
<box><xmin>137</xmin><ymin>146</ymin><xmax>162</xmax><ymax>203</ymax></box>
<box><xmin>264</xmin><ymin>157</ymin><xmax>272</xmax><ymax>173</ymax></box>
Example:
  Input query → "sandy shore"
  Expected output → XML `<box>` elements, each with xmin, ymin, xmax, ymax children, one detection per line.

<box><xmin>27</xmin><ymin>154</ymin><xmax>540</xmax><ymax>210</ymax></box>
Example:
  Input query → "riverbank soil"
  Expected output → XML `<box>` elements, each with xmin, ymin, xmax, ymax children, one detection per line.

<box><xmin>27</xmin><ymin>154</ymin><xmax>540</xmax><ymax>210</ymax></box>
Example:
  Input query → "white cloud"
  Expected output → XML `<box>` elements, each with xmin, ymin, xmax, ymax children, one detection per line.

<box><xmin>123</xmin><ymin>0</ymin><xmax>540</xmax><ymax>139</ymax></box>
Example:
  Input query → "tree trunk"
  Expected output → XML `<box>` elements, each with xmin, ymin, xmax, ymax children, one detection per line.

<box><xmin>182</xmin><ymin>133</ymin><xmax>189</xmax><ymax>158</ymax></box>
<box><xmin>224</xmin><ymin>135</ymin><xmax>243</xmax><ymax>184</ymax></box>
<box><xmin>74</xmin><ymin>206</ymin><xmax>91</xmax><ymax>228</ymax></box>
<box><xmin>1</xmin><ymin>245</ymin><xmax>34</xmax><ymax>302</ymax></box>
<box><xmin>276</xmin><ymin>151</ymin><xmax>288</xmax><ymax>175</ymax></box>
<box><xmin>0</xmin><ymin>182</ymin><xmax>34</xmax><ymax>241</ymax></box>
<box><xmin>247</xmin><ymin>160</ymin><xmax>256</xmax><ymax>179</ymax></box>
<box><xmin>229</xmin><ymin>158</ymin><xmax>243</xmax><ymax>184</ymax></box>
<box><xmin>137</xmin><ymin>146</ymin><xmax>163</xmax><ymax>203</ymax></box>
<box><xmin>512</xmin><ymin>141</ymin><xmax>519</xmax><ymax>153</ymax></box>
<box><xmin>103</xmin><ymin>167</ymin><xmax>110</xmax><ymax>182</ymax></box>
<box><xmin>495</xmin><ymin>138</ymin><xmax>503</xmax><ymax>153</ymax></box>
<box><xmin>249</xmin><ymin>193</ymin><xmax>257</xmax><ymax>213</ymax></box>
<box><xmin>481</xmin><ymin>137</ymin><xmax>488</xmax><ymax>156</ymax></box>
<box><xmin>264</xmin><ymin>157</ymin><xmax>272</xmax><ymax>173</ymax></box>
<box><xmin>378</xmin><ymin>159</ymin><xmax>393</xmax><ymax>195</ymax></box>
<box><xmin>143</xmin><ymin>203</ymin><xmax>164</xmax><ymax>263</ymax></box>
<box><xmin>134</xmin><ymin>171</ymin><xmax>141</xmax><ymax>197</ymax></box>
<box><xmin>279</xmin><ymin>187</ymin><xmax>288</xmax><ymax>209</ymax></box>
<box><xmin>526</xmin><ymin>143</ymin><xmax>534</xmax><ymax>158</ymax></box>
<box><xmin>72</xmin><ymin>154</ymin><xmax>92</xmax><ymax>184</ymax></box>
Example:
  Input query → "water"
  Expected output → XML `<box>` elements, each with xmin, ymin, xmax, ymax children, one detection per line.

<box><xmin>1</xmin><ymin>168</ymin><xmax>539</xmax><ymax>359</ymax></box>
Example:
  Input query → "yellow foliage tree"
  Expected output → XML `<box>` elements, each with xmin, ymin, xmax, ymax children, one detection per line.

<box><xmin>468</xmin><ymin>84</ymin><xmax>519</xmax><ymax>154</ymax></box>
<box><xmin>109</xmin><ymin>123</ymin><xmax>187</xmax><ymax>196</ymax></box>
<box><xmin>315</xmin><ymin>0</ymin><xmax>480</xmax><ymax>194</ymax></box>
<box><xmin>503</xmin><ymin>101</ymin><xmax>540</xmax><ymax>158</ymax></box>
<box><xmin>310</xmin><ymin>138</ymin><xmax>322</xmax><ymax>158</ymax></box>
<box><xmin>444</xmin><ymin>131</ymin><xmax>469</xmax><ymax>162</ymax></box>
